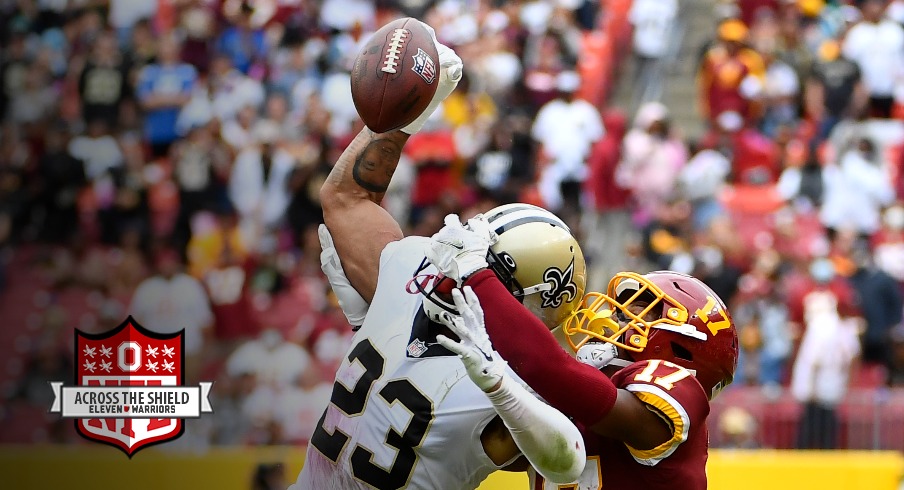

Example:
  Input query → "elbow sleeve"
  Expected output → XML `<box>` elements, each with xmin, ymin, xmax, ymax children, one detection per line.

<box><xmin>467</xmin><ymin>269</ymin><xmax>617</xmax><ymax>427</ymax></box>
<box><xmin>487</xmin><ymin>376</ymin><xmax>586</xmax><ymax>483</ymax></box>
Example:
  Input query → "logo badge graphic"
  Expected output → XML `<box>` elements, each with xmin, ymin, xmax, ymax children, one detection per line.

<box><xmin>540</xmin><ymin>259</ymin><xmax>578</xmax><ymax>308</ymax></box>
<box><xmin>407</xmin><ymin>339</ymin><xmax>428</xmax><ymax>358</ymax></box>
<box><xmin>49</xmin><ymin>316</ymin><xmax>212</xmax><ymax>457</ymax></box>
<box><xmin>696</xmin><ymin>296</ymin><xmax>731</xmax><ymax>335</ymax></box>
<box><xmin>411</xmin><ymin>47</ymin><xmax>436</xmax><ymax>84</ymax></box>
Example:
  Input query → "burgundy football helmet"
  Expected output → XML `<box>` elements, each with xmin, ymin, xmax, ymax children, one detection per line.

<box><xmin>563</xmin><ymin>271</ymin><xmax>739</xmax><ymax>399</ymax></box>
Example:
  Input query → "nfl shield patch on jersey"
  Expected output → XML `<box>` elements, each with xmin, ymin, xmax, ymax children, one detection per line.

<box><xmin>407</xmin><ymin>338</ymin><xmax>429</xmax><ymax>357</ymax></box>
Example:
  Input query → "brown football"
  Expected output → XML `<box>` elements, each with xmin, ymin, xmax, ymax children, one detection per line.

<box><xmin>350</xmin><ymin>18</ymin><xmax>440</xmax><ymax>133</ymax></box>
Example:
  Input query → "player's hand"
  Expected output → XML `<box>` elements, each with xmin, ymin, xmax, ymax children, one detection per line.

<box><xmin>401</xmin><ymin>21</ymin><xmax>463</xmax><ymax>135</ymax></box>
<box><xmin>427</xmin><ymin>214</ymin><xmax>497</xmax><ymax>284</ymax></box>
<box><xmin>319</xmin><ymin>224</ymin><xmax>369</xmax><ymax>327</ymax></box>
<box><xmin>436</xmin><ymin>287</ymin><xmax>506</xmax><ymax>392</ymax></box>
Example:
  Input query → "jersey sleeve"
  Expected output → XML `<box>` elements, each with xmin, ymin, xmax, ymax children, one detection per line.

<box><xmin>379</xmin><ymin>236</ymin><xmax>428</xmax><ymax>269</ymax></box>
<box><xmin>465</xmin><ymin>269</ymin><xmax>618</xmax><ymax>428</ymax></box>
<box><xmin>611</xmin><ymin>360</ymin><xmax>710</xmax><ymax>466</ymax></box>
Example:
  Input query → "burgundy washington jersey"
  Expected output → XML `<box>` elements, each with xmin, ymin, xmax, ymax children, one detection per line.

<box><xmin>532</xmin><ymin>359</ymin><xmax>711</xmax><ymax>490</ymax></box>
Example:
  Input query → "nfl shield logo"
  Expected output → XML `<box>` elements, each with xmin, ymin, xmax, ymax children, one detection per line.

<box><xmin>411</xmin><ymin>48</ymin><xmax>436</xmax><ymax>84</ymax></box>
<box><xmin>74</xmin><ymin>316</ymin><xmax>184</xmax><ymax>456</ymax></box>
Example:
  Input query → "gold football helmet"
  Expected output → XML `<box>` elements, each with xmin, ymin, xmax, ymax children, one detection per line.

<box><xmin>416</xmin><ymin>203</ymin><xmax>586</xmax><ymax>329</ymax></box>
<box><xmin>483</xmin><ymin>203</ymin><xmax>587</xmax><ymax>329</ymax></box>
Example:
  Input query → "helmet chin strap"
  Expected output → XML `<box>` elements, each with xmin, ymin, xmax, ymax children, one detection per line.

<box><xmin>575</xmin><ymin>342</ymin><xmax>697</xmax><ymax>376</ymax></box>
<box><xmin>520</xmin><ymin>282</ymin><xmax>552</xmax><ymax>296</ymax></box>
<box><xmin>607</xmin><ymin>358</ymin><xmax>633</xmax><ymax>368</ymax></box>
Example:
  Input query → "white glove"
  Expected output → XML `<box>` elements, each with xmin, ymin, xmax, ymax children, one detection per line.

<box><xmin>401</xmin><ymin>21</ymin><xmax>463</xmax><ymax>135</ymax></box>
<box><xmin>319</xmin><ymin>224</ymin><xmax>369</xmax><ymax>327</ymax></box>
<box><xmin>427</xmin><ymin>214</ymin><xmax>498</xmax><ymax>284</ymax></box>
<box><xmin>436</xmin><ymin>287</ymin><xmax>506</xmax><ymax>392</ymax></box>
<box><xmin>576</xmin><ymin>342</ymin><xmax>619</xmax><ymax>370</ymax></box>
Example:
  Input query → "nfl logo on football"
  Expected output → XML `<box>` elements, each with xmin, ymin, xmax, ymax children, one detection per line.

<box><xmin>411</xmin><ymin>47</ymin><xmax>436</xmax><ymax>84</ymax></box>
<box><xmin>49</xmin><ymin>316</ymin><xmax>213</xmax><ymax>457</ymax></box>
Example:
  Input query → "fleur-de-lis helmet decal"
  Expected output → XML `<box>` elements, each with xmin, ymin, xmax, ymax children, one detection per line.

<box><xmin>541</xmin><ymin>259</ymin><xmax>577</xmax><ymax>308</ymax></box>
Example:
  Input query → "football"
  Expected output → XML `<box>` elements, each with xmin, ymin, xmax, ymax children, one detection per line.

<box><xmin>350</xmin><ymin>17</ymin><xmax>440</xmax><ymax>133</ymax></box>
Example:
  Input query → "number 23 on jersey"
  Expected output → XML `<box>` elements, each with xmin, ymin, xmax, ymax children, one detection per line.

<box><xmin>310</xmin><ymin>339</ymin><xmax>435</xmax><ymax>490</ymax></box>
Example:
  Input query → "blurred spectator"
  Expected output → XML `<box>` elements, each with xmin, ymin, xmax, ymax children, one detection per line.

<box><xmin>188</xmin><ymin>207</ymin><xmax>248</xmax><ymax>278</ymax></box>
<box><xmin>446</xmin><ymin>74</ymin><xmax>497</xmax><ymax>162</ymax></box>
<box><xmin>698</xmin><ymin>19</ymin><xmax>766</xmax><ymax>126</ymax></box>
<box><xmin>107</xmin><ymin>226</ymin><xmax>148</xmax><ymax>297</ymax></box>
<box><xmin>532</xmin><ymin>70</ymin><xmax>604</xmax><ymax>216</ymax></box>
<box><xmin>466</xmin><ymin>14</ymin><xmax>524</xmax><ymax>100</ymax></box>
<box><xmin>129</xmin><ymin>245</ymin><xmax>213</xmax><ymax>382</ymax></box>
<box><xmin>285</xmin><ymin>138</ymin><xmax>329</xmax><ymax>243</ymax></box>
<box><xmin>68</xmin><ymin>119</ymin><xmax>123</xmax><ymax>185</ymax></box>
<box><xmin>108</xmin><ymin>0</ymin><xmax>158</xmax><ymax>44</ymax></box>
<box><xmin>733</xmin><ymin>248</ymin><xmax>792</xmax><ymax>387</ymax></box>
<box><xmin>738</xmin><ymin>0</ymin><xmax>781</xmax><ymax>27</ymax></box>
<box><xmin>78</xmin><ymin>30</ymin><xmax>131</xmax><ymax>128</ymax></box>
<box><xmin>127</xmin><ymin>19</ymin><xmax>159</xmax><ymax>72</ymax></box>
<box><xmin>273</xmin><ymin>368</ymin><xmax>331</xmax><ymax>445</ymax></box>
<box><xmin>628</xmin><ymin>0</ymin><xmax>678</xmax><ymax>104</ymax></box>
<box><xmin>805</xmin><ymin>40</ymin><xmax>867</xmax><ymax>142</ymax></box>
<box><xmin>791</xmin><ymin>257</ymin><xmax>862</xmax><ymax>449</ymax></box>
<box><xmin>0</xmin><ymin>32</ymin><xmax>30</xmax><ymax>120</ymax></box>
<box><xmin>841</xmin><ymin>0</ymin><xmax>904</xmax><ymax>119</ymax></box>
<box><xmin>677</xmin><ymin>144</ymin><xmax>730</xmax><ymax>231</ymax></box>
<box><xmin>229</xmin><ymin>121</ymin><xmax>297</xmax><ymax>250</ymax></box>
<box><xmin>759</xmin><ymin>41</ymin><xmax>801</xmax><ymax>137</ymax></box>
<box><xmin>226</xmin><ymin>329</ymin><xmax>310</xmax><ymax>388</ymax></box>
<box><xmin>639</xmin><ymin>196</ymin><xmax>693</xmax><ymax>271</ymax></box>
<box><xmin>847</xmin><ymin>243</ymin><xmax>903</xmax><ymax>384</ymax></box>
<box><xmin>618</xmin><ymin>102</ymin><xmax>688</xmax><ymax>226</ymax></box>
<box><xmin>209</xmin><ymin>365</ymin><xmax>256</xmax><ymax>445</ymax></box>
<box><xmin>777</xmin><ymin>142</ymin><xmax>826</xmax><ymax>213</ymax></box>
<box><xmin>775</xmin><ymin>2</ymin><xmax>816</xmax><ymax>87</ymax></box>
<box><xmin>468</xmin><ymin>111</ymin><xmax>534</xmax><ymax>205</ymax></box>
<box><xmin>208</xmin><ymin>53</ymin><xmax>266</xmax><ymax>124</ymax></box>
<box><xmin>218</xmin><ymin>1</ymin><xmax>269</xmax><ymax>76</ymax></box>
<box><xmin>319</xmin><ymin>0</ymin><xmax>375</xmax><ymax>33</ymax></box>
<box><xmin>170</xmin><ymin>120</ymin><xmax>231</xmax><ymax>249</ymax></box>
<box><xmin>203</xmin><ymin>234</ymin><xmax>260</xmax><ymax>349</ymax></box>
<box><xmin>8</xmin><ymin>63</ymin><xmax>56</xmax><ymax>127</ymax></box>
<box><xmin>522</xmin><ymin>31</ymin><xmax>575</xmax><ymax>109</ymax></box>
<box><xmin>819</xmin><ymin>137</ymin><xmax>895</xmax><ymax>237</ymax></box>
<box><xmin>136</xmin><ymin>34</ymin><xmax>197</xmax><ymax>158</ymax></box>
<box><xmin>221</xmin><ymin>104</ymin><xmax>260</xmax><ymax>153</ymax></box>
<box><xmin>695</xmin><ymin>215</ymin><xmax>745</xmax><ymax>299</ymax></box>
<box><xmin>36</xmin><ymin>126</ymin><xmax>85</xmax><ymax>244</ymax></box>
<box><xmin>699</xmin><ymin>111</ymin><xmax>782</xmax><ymax>184</ymax></box>
<box><xmin>873</xmin><ymin>203</ymin><xmax>904</xmax><ymax>285</ymax></box>
<box><xmin>179</xmin><ymin>6</ymin><xmax>214</xmax><ymax>74</ymax></box>
<box><xmin>405</xmin><ymin>129</ymin><xmax>457</xmax><ymax>228</ymax></box>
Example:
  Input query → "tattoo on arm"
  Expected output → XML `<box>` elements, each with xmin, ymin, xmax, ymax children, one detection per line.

<box><xmin>352</xmin><ymin>138</ymin><xmax>402</xmax><ymax>193</ymax></box>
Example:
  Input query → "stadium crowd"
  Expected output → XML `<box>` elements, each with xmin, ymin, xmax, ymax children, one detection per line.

<box><xmin>0</xmin><ymin>0</ymin><xmax>903</xmax><ymax>454</ymax></box>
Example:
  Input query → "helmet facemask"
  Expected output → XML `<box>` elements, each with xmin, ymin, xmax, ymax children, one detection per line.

<box><xmin>563</xmin><ymin>272</ymin><xmax>697</xmax><ymax>354</ymax></box>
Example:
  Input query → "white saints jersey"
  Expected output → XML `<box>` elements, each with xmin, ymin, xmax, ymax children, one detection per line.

<box><xmin>292</xmin><ymin>237</ymin><xmax>519</xmax><ymax>490</ymax></box>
